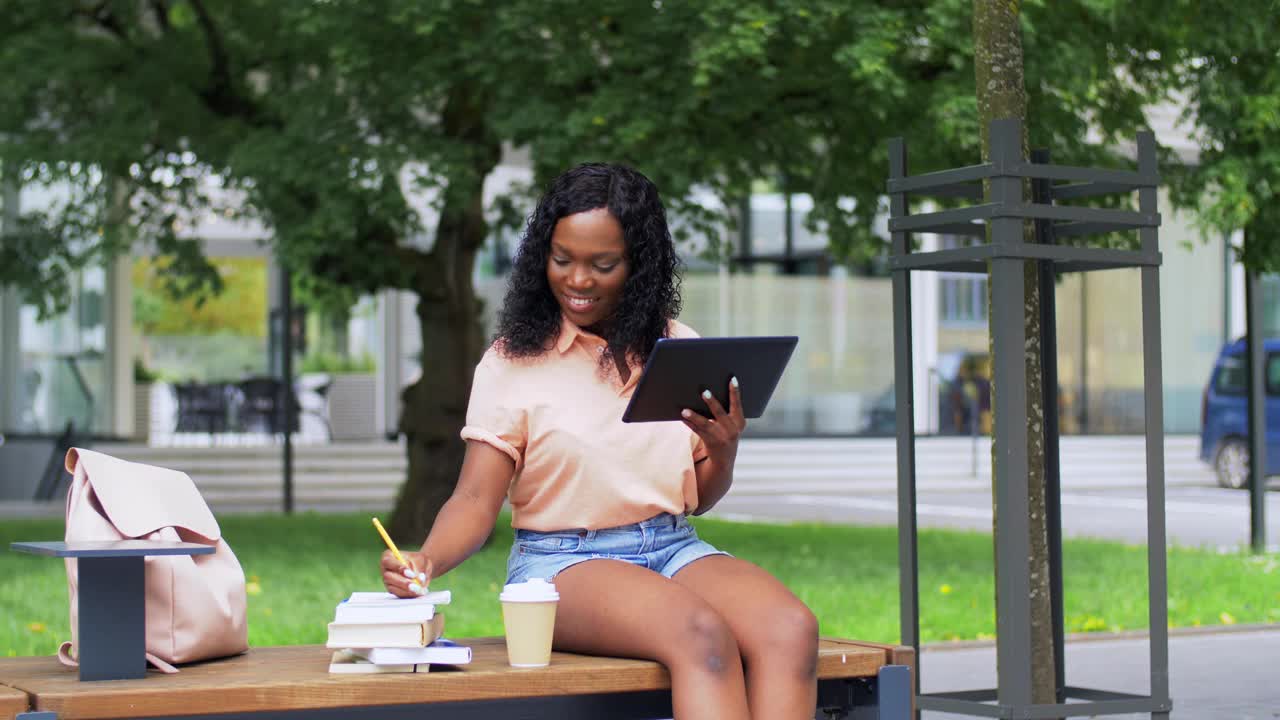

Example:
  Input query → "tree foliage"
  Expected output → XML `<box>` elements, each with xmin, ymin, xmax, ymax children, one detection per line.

<box><xmin>3</xmin><ymin>1</ymin><xmax>1172</xmax><ymax>311</ymax></box>
<box><xmin>0</xmin><ymin>0</ymin><xmax>1176</xmax><ymax>537</ymax></box>
<box><xmin>1154</xmin><ymin>0</ymin><xmax>1280</xmax><ymax>270</ymax></box>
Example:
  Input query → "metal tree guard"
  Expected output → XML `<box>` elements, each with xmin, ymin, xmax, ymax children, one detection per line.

<box><xmin>888</xmin><ymin>118</ymin><xmax>1171</xmax><ymax>719</ymax></box>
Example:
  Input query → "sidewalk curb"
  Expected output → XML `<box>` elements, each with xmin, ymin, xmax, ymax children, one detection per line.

<box><xmin>921</xmin><ymin>621</ymin><xmax>1280</xmax><ymax>652</ymax></box>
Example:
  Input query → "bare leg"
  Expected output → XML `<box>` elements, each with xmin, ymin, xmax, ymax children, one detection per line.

<box><xmin>674</xmin><ymin>555</ymin><xmax>819</xmax><ymax>720</ymax></box>
<box><xmin>552</xmin><ymin>559</ymin><xmax>751</xmax><ymax>720</ymax></box>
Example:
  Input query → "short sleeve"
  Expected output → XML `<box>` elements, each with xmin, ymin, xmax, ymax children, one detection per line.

<box><xmin>459</xmin><ymin>354</ymin><xmax>527</xmax><ymax>468</ymax></box>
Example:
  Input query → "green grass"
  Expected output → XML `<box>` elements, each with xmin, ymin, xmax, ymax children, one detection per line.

<box><xmin>2</xmin><ymin>513</ymin><xmax>1277</xmax><ymax>657</ymax></box>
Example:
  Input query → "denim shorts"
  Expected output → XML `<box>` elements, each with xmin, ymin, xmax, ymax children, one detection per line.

<box><xmin>506</xmin><ymin>513</ymin><xmax>730</xmax><ymax>584</ymax></box>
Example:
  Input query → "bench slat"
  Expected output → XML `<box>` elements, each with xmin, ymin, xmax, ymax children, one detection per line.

<box><xmin>0</xmin><ymin>684</ymin><xmax>29</xmax><ymax>719</ymax></box>
<box><xmin>0</xmin><ymin>638</ymin><xmax>890</xmax><ymax>720</ymax></box>
<box><xmin>820</xmin><ymin>636</ymin><xmax>916</xmax><ymax>668</ymax></box>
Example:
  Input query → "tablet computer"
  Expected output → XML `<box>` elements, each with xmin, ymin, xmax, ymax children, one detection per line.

<box><xmin>621</xmin><ymin>336</ymin><xmax>799</xmax><ymax>423</ymax></box>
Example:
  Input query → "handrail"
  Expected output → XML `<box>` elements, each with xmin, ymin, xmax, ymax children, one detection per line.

<box><xmin>34</xmin><ymin>419</ymin><xmax>76</xmax><ymax>500</ymax></box>
<box><xmin>20</xmin><ymin>351</ymin><xmax>97</xmax><ymax>435</ymax></box>
<box><xmin>61</xmin><ymin>354</ymin><xmax>96</xmax><ymax>433</ymax></box>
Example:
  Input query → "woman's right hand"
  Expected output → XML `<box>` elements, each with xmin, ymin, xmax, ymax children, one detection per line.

<box><xmin>381</xmin><ymin>549</ymin><xmax>433</xmax><ymax>598</ymax></box>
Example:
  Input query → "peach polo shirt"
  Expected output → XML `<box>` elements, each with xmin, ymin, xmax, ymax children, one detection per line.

<box><xmin>460</xmin><ymin>316</ymin><xmax>708</xmax><ymax>531</ymax></box>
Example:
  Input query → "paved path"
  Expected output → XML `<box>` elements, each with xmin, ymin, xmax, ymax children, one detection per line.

<box><xmin>716</xmin><ymin>435</ymin><xmax>1280</xmax><ymax>550</ymax></box>
<box><xmin>920</xmin><ymin>626</ymin><xmax>1280</xmax><ymax>719</ymax></box>
<box><xmin>3</xmin><ymin>435</ymin><xmax>1277</xmax><ymax>550</ymax></box>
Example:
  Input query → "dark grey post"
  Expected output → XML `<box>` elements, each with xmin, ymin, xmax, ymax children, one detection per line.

<box><xmin>1137</xmin><ymin>131</ymin><xmax>1172</xmax><ymax>718</ymax></box>
<box><xmin>279</xmin><ymin>260</ymin><xmax>294</xmax><ymax>515</ymax></box>
<box><xmin>877</xmin><ymin>664</ymin><xmax>914</xmax><ymax>720</ymax></box>
<box><xmin>78</xmin><ymin>556</ymin><xmax>146</xmax><ymax>680</ymax></box>
<box><xmin>988</xmin><ymin>119</ymin><xmax>1034</xmax><ymax>709</ymax></box>
<box><xmin>1245</xmin><ymin>268</ymin><xmax>1268</xmax><ymax>553</ymax></box>
<box><xmin>783</xmin><ymin>177</ymin><xmax>796</xmax><ymax>275</ymax></box>
<box><xmin>1031</xmin><ymin>147</ymin><xmax>1066</xmax><ymax>704</ymax></box>
<box><xmin>1079</xmin><ymin>276</ymin><xmax>1089</xmax><ymax>432</ymax></box>
<box><xmin>888</xmin><ymin>138</ymin><xmax>921</xmax><ymax>705</ymax></box>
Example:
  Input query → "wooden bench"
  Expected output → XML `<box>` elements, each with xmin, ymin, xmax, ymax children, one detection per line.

<box><xmin>0</xmin><ymin>687</ymin><xmax>27</xmax><ymax>719</ymax></box>
<box><xmin>0</xmin><ymin>637</ymin><xmax>912</xmax><ymax>720</ymax></box>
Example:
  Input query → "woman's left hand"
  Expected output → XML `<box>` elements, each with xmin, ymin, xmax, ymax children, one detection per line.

<box><xmin>681</xmin><ymin>376</ymin><xmax>746</xmax><ymax>463</ymax></box>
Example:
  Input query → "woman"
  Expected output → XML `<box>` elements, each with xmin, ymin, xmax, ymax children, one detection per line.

<box><xmin>380</xmin><ymin>163</ymin><xmax>817</xmax><ymax>719</ymax></box>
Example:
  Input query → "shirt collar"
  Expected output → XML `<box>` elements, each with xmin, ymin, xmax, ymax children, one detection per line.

<box><xmin>555</xmin><ymin>314</ymin><xmax>606</xmax><ymax>355</ymax></box>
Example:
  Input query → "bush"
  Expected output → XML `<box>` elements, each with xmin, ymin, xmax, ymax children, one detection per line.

<box><xmin>133</xmin><ymin>358</ymin><xmax>161</xmax><ymax>384</ymax></box>
<box><xmin>298</xmin><ymin>352</ymin><xmax>376</xmax><ymax>374</ymax></box>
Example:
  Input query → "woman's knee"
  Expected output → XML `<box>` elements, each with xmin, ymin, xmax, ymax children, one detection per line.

<box><xmin>748</xmin><ymin>600</ymin><xmax>820</xmax><ymax>677</ymax></box>
<box><xmin>666</xmin><ymin>606</ymin><xmax>740</xmax><ymax>676</ymax></box>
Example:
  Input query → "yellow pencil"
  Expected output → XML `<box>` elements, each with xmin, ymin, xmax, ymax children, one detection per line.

<box><xmin>371</xmin><ymin>517</ymin><xmax>412</xmax><ymax>572</ymax></box>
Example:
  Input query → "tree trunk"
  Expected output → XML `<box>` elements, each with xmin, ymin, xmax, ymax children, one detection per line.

<box><xmin>386</xmin><ymin>88</ymin><xmax>500</xmax><ymax>544</ymax></box>
<box><xmin>973</xmin><ymin>0</ymin><xmax>1057</xmax><ymax>707</ymax></box>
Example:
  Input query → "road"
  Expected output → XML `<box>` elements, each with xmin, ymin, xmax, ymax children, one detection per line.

<box><xmin>719</xmin><ymin>435</ymin><xmax>1280</xmax><ymax>550</ymax></box>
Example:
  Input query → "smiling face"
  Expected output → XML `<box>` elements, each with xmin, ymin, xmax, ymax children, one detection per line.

<box><xmin>546</xmin><ymin>207</ymin><xmax>629</xmax><ymax>331</ymax></box>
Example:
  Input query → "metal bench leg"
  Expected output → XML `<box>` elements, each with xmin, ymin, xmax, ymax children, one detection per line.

<box><xmin>78</xmin><ymin>556</ymin><xmax>146</xmax><ymax>680</ymax></box>
<box><xmin>816</xmin><ymin>669</ymin><xmax>913</xmax><ymax>720</ymax></box>
<box><xmin>876</xmin><ymin>665</ymin><xmax>912</xmax><ymax>720</ymax></box>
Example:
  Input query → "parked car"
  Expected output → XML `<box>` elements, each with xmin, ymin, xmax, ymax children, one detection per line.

<box><xmin>1199</xmin><ymin>338</ymin><xmax>1280</xmax><ymax>489</ymax></box>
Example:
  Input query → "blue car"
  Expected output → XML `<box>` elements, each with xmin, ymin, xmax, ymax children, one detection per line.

<box><xmin>1199</xmin><ymin>338</ymin><xmax>1280</xmax><ymax>489</ymax></box>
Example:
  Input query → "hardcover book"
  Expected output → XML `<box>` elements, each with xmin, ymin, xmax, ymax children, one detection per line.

<box><xmin>325</xmin><ymin>613</ymin><xmax>446</xmax><ymax>649</ymax></box>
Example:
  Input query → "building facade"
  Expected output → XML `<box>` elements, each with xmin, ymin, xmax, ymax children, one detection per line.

<box><xmin>0</xmin><ymin>139</ymin><xmax>1259</xmax><ymax>444</ymax></box>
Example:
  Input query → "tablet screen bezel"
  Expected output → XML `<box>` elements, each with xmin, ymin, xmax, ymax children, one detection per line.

<box><xmin>620</xmin><ymin>336</ymin><xmax>798</xmax><ymax>423</ymax></box>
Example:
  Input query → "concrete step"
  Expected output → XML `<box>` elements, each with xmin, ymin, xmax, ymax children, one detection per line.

<box><xmin>94</xmin><ymin>441</ymin><xmax>405</xmax><ymax>462</ymax></box>
<box><xmin>77</xmin><ymin>436</ymin><xmax>1210</xmax><ymax>508</ymax></box>
<box><xmin>120</xmin><ymin>459</ymin><xmax>408</xmax><ymax>476</ymax></box>
<box><xmin>201</xmin><ymin>486</ymin><xmax>400</xmax><ymax>504</ymax></box>
<box><xmin>185</xmin><ymin>472</ymin><xmax>405</xmax><ymax>489</ymax></box>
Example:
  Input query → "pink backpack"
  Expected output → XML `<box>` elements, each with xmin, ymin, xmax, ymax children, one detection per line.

<box><xmin>59</xmin><ymin>447</ymin><xmax>249</xmax><ymax>673</ymax></box>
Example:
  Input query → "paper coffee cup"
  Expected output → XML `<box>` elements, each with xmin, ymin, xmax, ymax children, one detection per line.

<box><xmin>500</xmin><ymin>578</ymin><xmax>559</xmax><ymax>667</ymax></box>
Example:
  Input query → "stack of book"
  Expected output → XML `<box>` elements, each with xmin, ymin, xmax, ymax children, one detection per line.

<box><xmin>326</xmin><ymin>590</ymin><xmax>472</xmax><ymax>674</ymax></box>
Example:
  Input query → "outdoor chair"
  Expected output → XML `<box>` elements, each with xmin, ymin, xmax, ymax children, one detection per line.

<box><xmin>234</xmin><ymin>377</ymin><xmax>299</xmax><ymax>435</ymax></box>
<box><xmin>172</xmin><ymin>382</ymin><xmax>232</xmax><ymax>433</ymax></box>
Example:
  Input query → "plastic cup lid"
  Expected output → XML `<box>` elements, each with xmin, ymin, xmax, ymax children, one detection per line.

<box><xmin>500</xmin><ymin>577</ymin><xmax>560</xmax><ymax>602</ymax></box>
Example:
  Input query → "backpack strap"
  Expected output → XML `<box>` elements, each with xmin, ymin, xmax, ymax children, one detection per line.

<box><xmin>56</xmin><ymin>641</ymin><xmax>179</xmax><ymax>674</ymax></box>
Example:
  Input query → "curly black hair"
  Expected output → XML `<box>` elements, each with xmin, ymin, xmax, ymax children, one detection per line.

<box><xmin>494</xmin><ymin>163</ymin><xmax>682</xmax><ymax>369</ymax></box>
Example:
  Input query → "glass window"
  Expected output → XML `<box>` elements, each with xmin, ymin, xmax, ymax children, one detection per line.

<box><xmin>1214</xmin><ymin>356</ymin><xmax>1244</xmax><ymax>395</ymax></box>
<box><xmin>1213</xmin><ymin>353</ymin><xmax>1280</xmax><ymax>395</ymax></box>
<box><xmin>941</xmin><ymin>276</ymin><xmax>988</xmax><ymax>326</ymax></box>
<box><xmin>938</xmin><ymin>236</ymin><xmax>987</xmax><ymax>327</ymax></box>
<box><xmin>15</xmin><ymin>266</ymin><xmax>109</xmax><ymax>434</ymax></box>
<box><xmin>133</xmin><ymin>256</ymin><xmax>268</xmax><ymax>383</ymax></box>
<box><xmin>1262</xmin><ymin>275</ymin><xmax>1280</xmax><ymax>339</ymax></box>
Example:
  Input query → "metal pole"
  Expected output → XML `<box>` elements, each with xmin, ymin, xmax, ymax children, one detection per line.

<box><xmin>888</xmin><ymin>136</ymin><xmax>921</xmax><ymax>713</ymax></box>
<box><xmin>970</xmin><ymin>390</ymin><xmax>979</xmax><ymax>477</ymax></box>
<box><xmin>1031</xmin><ymin>147</ymin><xmax>1066</xmax><ymax>704</ymax></box>
<box><xmin>988</xmin><ymin>118</ymin><xmax>1033</xmax><ymax>709</ymax></box>
<box><xmin>0</xmin><ymin>170</ymin><xmax>20</xmax><ymax>431</ymax></box>
<box><xmin>1223</xmin><ymin>234</ymin><xmax>1234</xmax><ymax>346</ymax></box>
<box><xmin>279</xmin><ymin>260</ymin><xmax>294</xmax><ymax>515</ymax></box>
<box><xmin>1137</xmin><ymin>131</ymin><xmax>1172</xmax><ymax>717</ymax></box>
<box><xmin>783</xmin><ymin>178</ymin><xmax>796</xmax><ymax>275</ymax></box>
<box><xmin>1079</xmin><ymin>274</ymin><xmax>1088</xmax><ymax>434</ymax></box>
<box><xmin>738</xmin><ymin>195</ymin><xmax>753</xmax><ymax>275</ymax></box>
<box><xmin>1245</xmin><ymin>264</ymin><xmax>1267</xmax><ymax>553</ymax></box>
